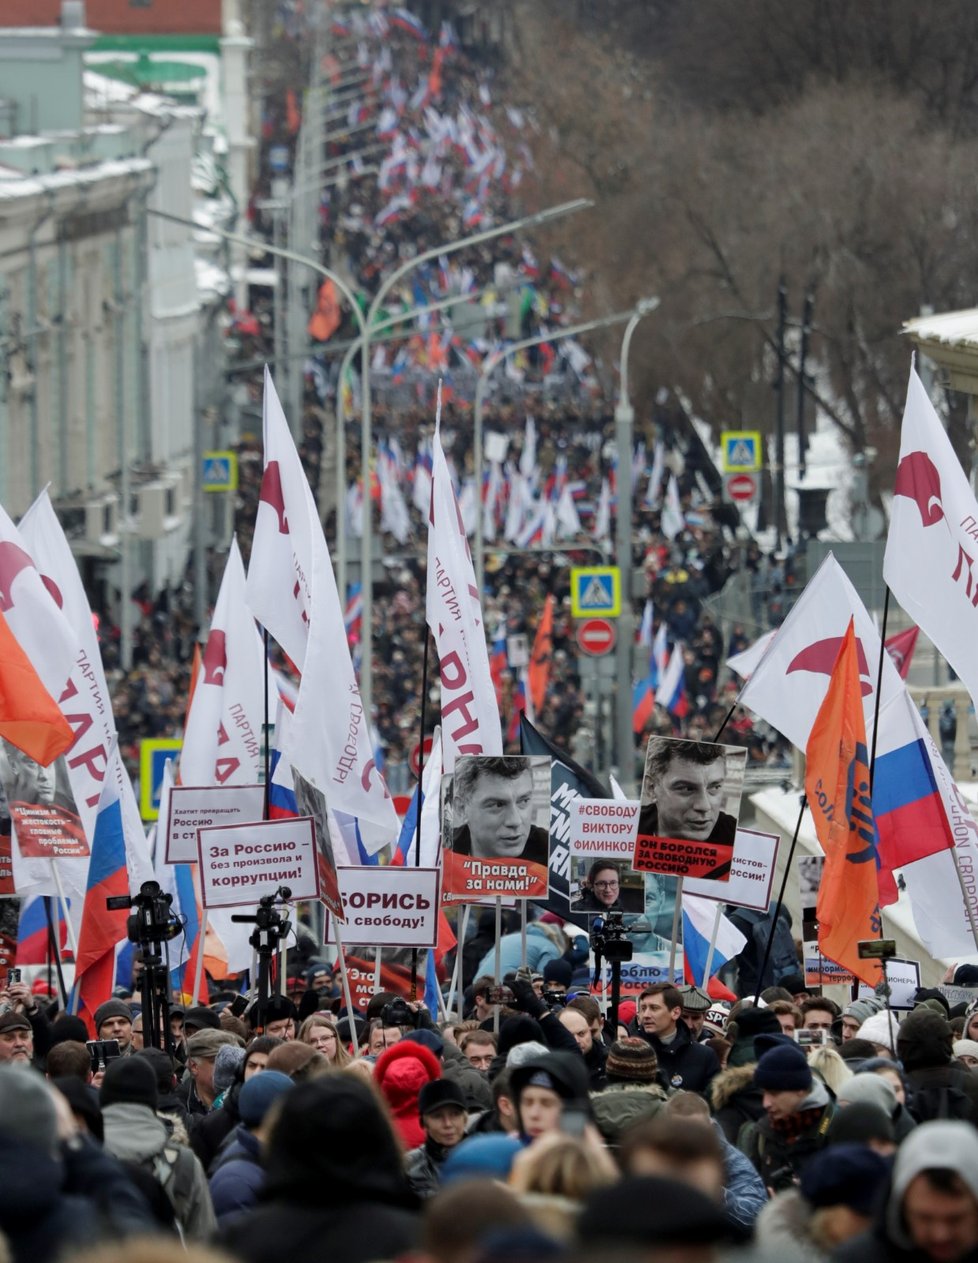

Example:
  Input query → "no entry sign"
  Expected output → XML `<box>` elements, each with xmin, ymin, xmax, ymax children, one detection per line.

<box><xmin>576</xmin><ymin>618</ymin><xmax>616</xmax><ymax>657</ymax></box>
<box><xmin>725</xmin><ymin>473</ymin><xmax>758</xmax><ymax>503</ymax></box>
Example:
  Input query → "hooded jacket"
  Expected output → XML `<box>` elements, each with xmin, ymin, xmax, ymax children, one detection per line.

<box><xmin>739</xmin><ymin>1079</ymin><xmax>835</xmax><ymax>1189</ymax></box>
<box><xmin>709</xmin><ymin>1063</ymin><xmax>766</xmax><ymax>1144</ymax></box>
<box><xmin>897</xmin><ymin>1009</ymin><xmax>978</xmax><ymax>1124</ymax></box>
<box><xmin>373</xmin><ymin>1041</ymin><xmax>442</xmax><ymax>1149</ymax></box>
<box><xmin>208</xmin><ymin>1126</ymin><xmax>265</xmax><ymax>1224</ymax></box>
<box><xmin>218</xmin><ymin>1076</ymin><xmax>419</xmax><ymax>1263</ymax></box>
<box><xmin>835</xmin><ymin>1121</ymin><xmax>978</xmax><ymax>1262</ymax></box>
<box><xmin>101</xmin><ymin>1101</ymin><xmax>216</xmax><ymax>1240</ymax></box>
<box><xmin>509</xmin><ymin>1050</ymin><xmax>591</xmax><ymax>1141</ymax></box>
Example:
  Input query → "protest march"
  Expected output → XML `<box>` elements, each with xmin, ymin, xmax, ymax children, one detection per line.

<box><xmin>7</xmin><ymin>3</ymin><xmax>978</xmax><ymax>1263</ymax></box>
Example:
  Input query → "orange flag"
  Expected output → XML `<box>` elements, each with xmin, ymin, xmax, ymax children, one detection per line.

<box><xmin>528</xmin><ymin>594</ymin><xmax>554</xmax><ymax>714</ymax></box>
<box><xmin>0</xmin><ymin>606</ymin><xmax>73</xmax><ymax>767</ymax></box>
<box><xmin>804</xmin><ymin>619</ymin><xmax>883</xmax><ymax>987</ymax></box>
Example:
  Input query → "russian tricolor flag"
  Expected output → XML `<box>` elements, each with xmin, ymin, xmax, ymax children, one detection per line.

<box><xmin>72</xmin><ymin>771</ymin><xmax>131</xmax><ymax>1034</ymax></box>
<box><xmin>658</xmin><ymin>645</ymin><xmax>689</xmax><ymax>719</ymax></box>
<box><xmin>682</xmin><ymin>893</ymin><xmax>745</xmax><ymax>997</ymax></box>
<box><xmin>17</xmin><ymin>896</ymin><xmax>68</xmax><ymax>966</ymax></box>
<box><xmin>632</xmin><ymin>675</ymin><xmax>656</xmax><ymax>735</ymax></box>
<box><xmin>391</xmin><ymin>7</ymin><xmax>427</xmax><ymax>39</ymax></box>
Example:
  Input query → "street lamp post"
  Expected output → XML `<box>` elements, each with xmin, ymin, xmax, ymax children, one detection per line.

<box><xmin>472</xmin><ymin>305</ymin><xmax>650</xmax><ymax>591</ymax></box>
<box><xmin>148</xmin><ymin>198</ymin><xmax>591</xmax><ymax>730</ymax></box>
<box><xmin>613</xmin><ymin>297</ymin><xmax>659</xmax><ymax>795</ymax></box>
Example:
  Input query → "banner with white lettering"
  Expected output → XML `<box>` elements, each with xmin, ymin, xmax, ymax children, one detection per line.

<box><xmin>197</xmin><ymin>816</ymin><xmax>320</xmax><ymax>909</ymax></box>
<box><xmin>165</xmin><ymin>784</ymin><xmax>266</xmax><ymax>864</ymax></box>
<box><xmin>683</xmin><ymin>829</ymin><xmax>780</xmax><ymax>912</ymax></box>
<box><xmin>337</xmin><ymin>867</ymin><xmax>440</xmax><ymax>947</ymax></box>
<box><xmin>440</xmin><ymin>755</ymin><xmax>550</xmax><ymax>900</ymax></box>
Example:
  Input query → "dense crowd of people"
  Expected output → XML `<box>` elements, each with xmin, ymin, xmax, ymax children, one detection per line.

<box><xmin>6</xmin><ymin>965</ymin><xmax>978</xmax><ymax>1260</ymax></box>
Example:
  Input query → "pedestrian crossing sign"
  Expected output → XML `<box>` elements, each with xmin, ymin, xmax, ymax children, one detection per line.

<box><xmin>721</xmin><ymin>431</ymin><xmax>762</xmax><ymax>473</ymax></box>
<box><xmin>139</xmin><ymin>738</ymin><xmax>183</xmax><ymax>821</ymax></box>
<box><xmin>202</xmin><ymin>451</ymin><xmax>238</xmax><ymax>492</ymax></box>
<box><xmin>570</xmin><ymin>566</ymin><xmax>621</xmax><ymax>619</ymax></box>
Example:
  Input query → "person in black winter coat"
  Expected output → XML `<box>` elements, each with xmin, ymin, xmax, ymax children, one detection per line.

<box><xmin>405</xmin><ymin>1080</ymin><xmax>469</xmax><ymax>1199</ymax></box>
<box><xmin>896</xmin><ymin>1008</ymin><xmax>978</xmax><ymax>1125</ymax></box>
<box><xmin>633</xmin><ymin>984</ymin><xmax>719</xmax><ymax>1093</ymax></box>
<box><xmin>219</xmin><ymin>1075</ymin><xmax>419</xmax><ymax>1263</ymax></box>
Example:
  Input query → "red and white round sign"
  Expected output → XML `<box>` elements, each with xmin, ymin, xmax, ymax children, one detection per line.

<box><xmin>576</xmin><ymin>618</ymin><xmax>617</xmax><ymax>657</ymax></box>
<box><xmin>725</xmin><ymin>473</ymin><xmax>758</xmax><ymax>503</ymax></box>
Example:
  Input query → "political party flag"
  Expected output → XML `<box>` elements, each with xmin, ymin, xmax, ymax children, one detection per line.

<box><xmin>884</xmin><ymin>625</ymin><xmax>919</xmax><ymax>679</ymax></box>
<box><xmin>884</xmin><ymin>364</ymin><xmax>978</xmax><ymax>707</ymax></box>
<box><xmin>72</xmin><ymin>765</ymin><xmax>131</xmax><ymax>1033</ymax></box>
<box><xmin>0</xmin><ymin>606</ymin><xmax>73</xmax><ymax>766</ymax></box>
<box><xmin>249</xmin><ymin>369</ymin><xmax>398</xmax><ymax>856</ymax></box>
<box><xmin>661</xmin><ymin>474</ymin><xmax>685</xmax><ymax>540</ymax></box>
<box><xmin>804</xmin><ymin>622</ymin><xmax>883</xmax><ymax>987</ymax></box>
<box><xmin>528</xmin><ymin>595</ymin><xmax>554</xmax><ymax>714</ymax></box>
<box><xmin>19</xmin><ymin>490</ymin><xmax>153</xmax><ymax>892</ymax></box>
<box><xmin>738</xmin><ymin>552</ymin><xmax>903</xmax><ymax>751</ymax></box>
<box><xmin>181</xmin><ymin>539</ymin><xmax>265</xmax><ymax>788</ymax></box>
<box><xmin>426</xmin><ymin>397</ymin><xmax>502</xmax><ymax>771</ymax></box>
<box><xmin>394</xmin><ymin>728</ymin><xmax>443</xmax><ymax>869</ymax></box>
<box><xmin>681</xmin><ymin>892</ymin><xmax>746</xmax><ymax>988</ymax></box>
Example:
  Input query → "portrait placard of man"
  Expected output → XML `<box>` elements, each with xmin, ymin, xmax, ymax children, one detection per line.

<box><xmin>634</xmin><ymin>737</ymin><xmax>747</xmax><ymax>882</ymax></box>
<box><xmin>441</xmin><ymin>755</ymin><xmax>551</xmax><ymax>899</ymax></box>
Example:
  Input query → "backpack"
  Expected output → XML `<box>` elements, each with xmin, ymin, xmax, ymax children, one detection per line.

<box><xmin>127</xmin><ymin>1143</ymin><xmax>198</xmax><ymax>1240</ymax></box>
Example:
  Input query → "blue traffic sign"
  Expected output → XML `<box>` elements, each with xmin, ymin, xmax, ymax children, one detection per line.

<box><xmin>570</xmin><ymin>566</ymin><xmax>621</xmax><ymax>618</ymax></box>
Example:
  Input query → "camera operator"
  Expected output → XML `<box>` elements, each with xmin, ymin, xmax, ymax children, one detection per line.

<box><xmin>501</xmin><ymin>970</ymin><xmax>582</xmax><ymax>1062</ymax></box>
<box><xmin>0</xmin><ymin>973</ymin><xmax>54</xmax><ymax>1064</ymax></box>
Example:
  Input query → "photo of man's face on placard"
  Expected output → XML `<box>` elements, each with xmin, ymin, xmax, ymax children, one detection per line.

<box><xmin>441</xmin><ymin>756</ymin><xmax>551</xmax><ymax>900</ymax></box>
<box><xmin>448</xmin><ymin>755</ymin><xmax>550</xmax><ymax>864</ymax></box>
<box><xmin>635</xmin><ymin>736</ymin><xmax>747</xmax><ymax>881</ymax></box>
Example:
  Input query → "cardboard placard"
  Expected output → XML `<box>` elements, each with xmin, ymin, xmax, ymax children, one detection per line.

<box><xmin>165</xmin><ymin>784</ymin><xmax>266</xmax><ymax>864</ymax></box>
<box><xmin>337</xmin><ymin>867</ymin><xmax>441</xmax><ymax>948</ymax></box>
<box><xmin>569</xmin><ymin>856</ymin><xmax>646</xmax><ymax>917</ymax></box>
<box><xmin>683</xmin><ymin>829</ymin><xmax>780</xmax><ymax>911</ymax></box>
<box><xmin>441</xmin><ymin>756</ymin><xmax>551</xmax><ymax>900</ymax></box>
<box><xmin>634</xmin><ymin>737</ymin><xmax>748</xmax><ymax>881</ymax></box>
<box><xmin>569</xmin><ymin>799</ymin><xmax>640</xmax><ymax>858</ymax></box>
<box><xmin>856</xmin><ymin>958</ymin><xmax>921</xmax><ymax>1011</ymax></box>
<box><xmin>197</xmin><ymin>816</ymin><xmax>320</xmax><ymax>909</ymax></box>
<box><xmin>799</xmin><ymin>854</ymin><xmax>855</xmax><ymax>986</ymax></box>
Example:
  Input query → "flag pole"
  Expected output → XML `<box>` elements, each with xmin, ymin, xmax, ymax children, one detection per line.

<box><xmin>754</xmin><ymin>794</ymin><xmax>807</xmax><ymax>1004</ymax></box>
<box><xmin>446</xmin><ymin>902</ymin><xmax>469</xmax><ymax>1017</ymax></box>
<box><xmin>711</xmin><ymin>702</ymin><xmax>738</xmax><ymax>745</ymax></box>
<box><xmin>493</xmin><ymin>896</ymin><xmax>502</xmax><ymax>1035</ymax></box>
<box><xmin>868</xmin><ymin>587</ymin><xmax>891</xmax><ymax>792</ymax></box>
<box><xmin>192</xmin><ymin>909</ymin><xmax>209</xmax><ymax>1004</ymax></box>
<box><xmin>701</xmin><ymin>902</ymin><xmax>723</xmax><ymax>989</ymax></box>
<box><xmin>410</xmin><ymin>628</ymin><xmax>431</xmax><ymax>1000</ymax></box>
<box><xmin>262</xmin><ymin>629</ymin><xmax>271</xmax><ymax>821</ymax></box>
<box><xmin>333</xmin><ymin>918</ymin><xmax>357</xmax><ymax>1026</ymax></box>
<box><xmin>43</xmin><ymin>896</ymin><xmax>68</xmax><ymax>1008</ymax></box>
<box><xmin>668</xmin><ymin>877</ymin><xmax>683</xmax><ymax>980</ymax></box>
<box><xmin>48</xmin><ymin>862</ymin><xmax>78</xmax><ymax>958</ymax></box>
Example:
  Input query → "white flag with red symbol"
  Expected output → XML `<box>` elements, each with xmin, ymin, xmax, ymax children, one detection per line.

<box><xmin>248</xmin><ymin>368</ymin><xmax>397</xmax><ymax>855</ymax></box>
<box><xmin>182</xmin><ymin>538</ymin><xmax>265</xmax><ymax>788</ymax></box>
<box><xmin>884</xmin><ymin>364</ymin><xmax>978</xmax><ymax>706</ymax></box>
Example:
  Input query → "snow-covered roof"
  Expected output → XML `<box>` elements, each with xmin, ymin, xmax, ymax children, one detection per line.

<box><xmin>904</xmin><ymin>307</ymin><xmax>978</xmax><ymax>350</ymax></box>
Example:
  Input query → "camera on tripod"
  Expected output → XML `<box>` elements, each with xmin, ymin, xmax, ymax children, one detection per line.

<box><xmin>589</xmin><ymin>912</ymin><xmax>635</xmax><ymax>964</ymax></box>
<box><xmin>107</xmin><ymin>880</ymin><xmax>182</xmax><ymax>947</ymax></box>
<box><xmin>231</xmin><ymin>886</ymin><xmax>293</xmax><ymax>945</ymax></box>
